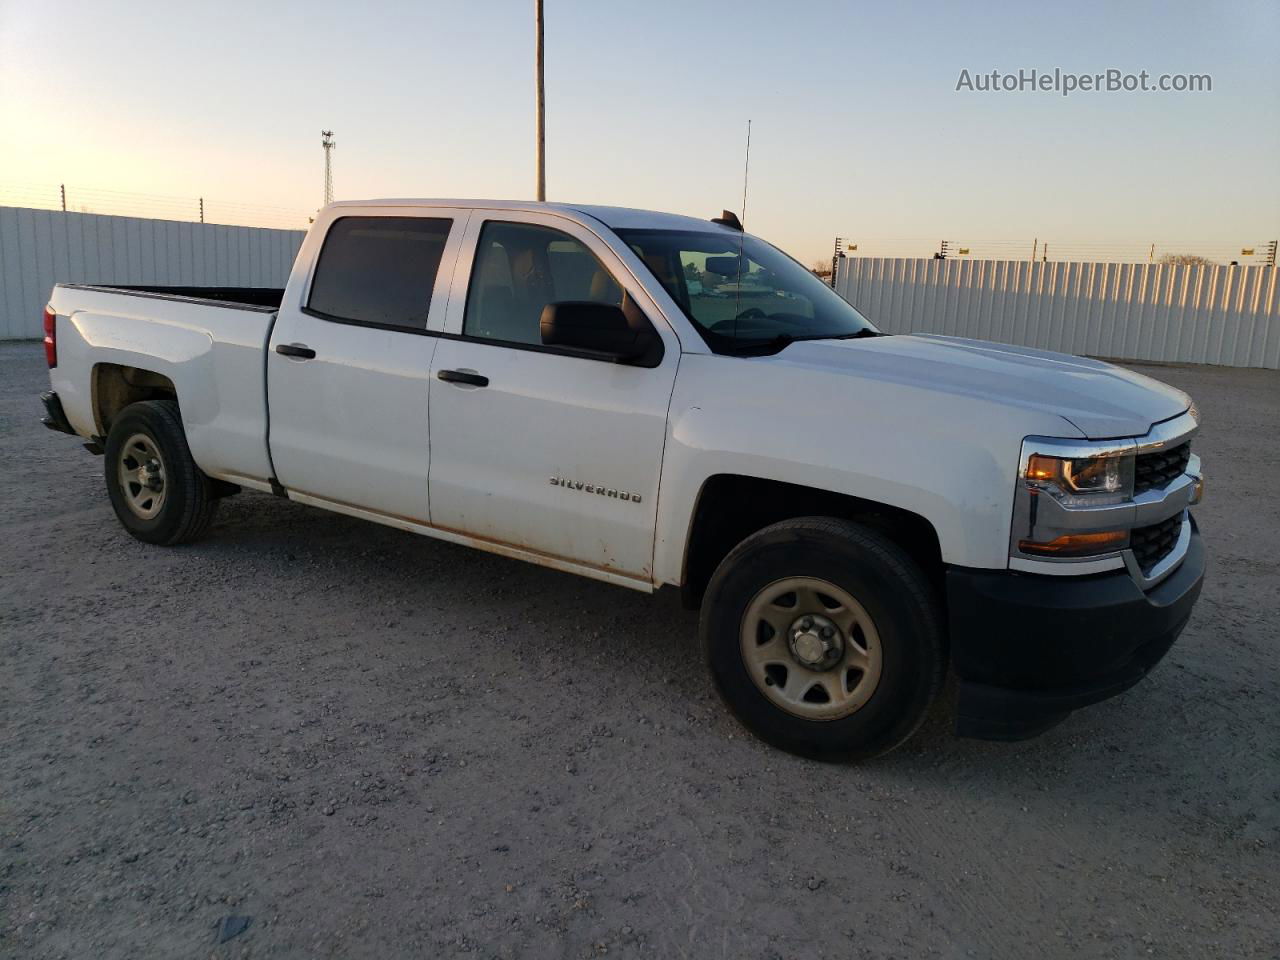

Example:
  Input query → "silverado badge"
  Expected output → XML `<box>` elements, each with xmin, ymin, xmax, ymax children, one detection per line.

<box><xmin>549</xmin><ymin>477</ymin><xmax>642</xmax><ymax>504</ymax></box>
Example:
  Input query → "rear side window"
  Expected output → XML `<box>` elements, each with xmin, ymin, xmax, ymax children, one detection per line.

<box><xmin>307</xmin><ymin>217</ymin><xmax>452</xmax><ymax>330</ymax></box>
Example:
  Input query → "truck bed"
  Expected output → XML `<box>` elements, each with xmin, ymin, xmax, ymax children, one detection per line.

<box><xmin>47</xmin><ymin>282</ymin><xmax>281</xmax><ymax>486</ymax></box>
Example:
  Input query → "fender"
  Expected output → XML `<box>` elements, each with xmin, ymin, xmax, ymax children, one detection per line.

<box><xmin>651</xmin><ymin>353</ymin><xmax>1084</xmax><ymax>584</ymax></box>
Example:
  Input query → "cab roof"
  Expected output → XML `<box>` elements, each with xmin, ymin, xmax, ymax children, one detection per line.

<box><xmin>325</xmin><ymin>198</ymin><xmax>741</xmax><ymax>234</ymax></box>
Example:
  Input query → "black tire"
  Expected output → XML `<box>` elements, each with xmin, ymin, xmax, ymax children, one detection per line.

<box><xmin>104</xmin><ymin>399</ymin><xmax>218</xmax><ymax>545</ymax></box>
<box><xmin>701</xmin><ymin>517</ymin><xmax>944</xmax><ymax>761</ymax></box>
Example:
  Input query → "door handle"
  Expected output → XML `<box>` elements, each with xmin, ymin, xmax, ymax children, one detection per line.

<box><xmin>437</xmin><ymin>369</ymin><xmax>489</xmax><ymax>387</ymax></box>
<box><xmin>276</xmin><ymin>343</ymin><xmax>317</xmax><ymax>360</ymax></box>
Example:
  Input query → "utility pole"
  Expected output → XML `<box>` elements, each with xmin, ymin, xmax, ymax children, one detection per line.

<box><xmin>534</xmin><ymin>0</ymin><xmax>546</xmax><ymax>201</ymax></box>
<box><xmin>321</xmin><ymin>130</ymin><xmax>336</xmax><ymax>206</ymax></box>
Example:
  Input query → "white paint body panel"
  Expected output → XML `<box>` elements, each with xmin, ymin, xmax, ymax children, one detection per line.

<box><xmin>775</xmin><ymin>334</ymin><xmax>1189</xmax><ymax>440</ymax></box>
<box><xmin>47</xmin><ymin>285</ymin><xmax>276</xmax><ymax>482</ymax></box>
<box><xmin>265</xmin><ymin>205</ymin><xmax>470</xmax><ymax>521</ymax></box>
<box><xmin>652</xmin><ymin>352</ymin><xmax>1067</xmax><ymax>580</ymax></box>
<box><xmin>45</xmin><ymin>198</ymin><xmax>1194</xmax><ymax>592</ymax></box>
<box><xmin>426</xmin><ymin>208</ymin><xmax>682</xmax><ymax>579</ymax></box>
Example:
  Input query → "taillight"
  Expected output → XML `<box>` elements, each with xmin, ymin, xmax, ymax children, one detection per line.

<box><xmin>43</xmin><ymin>307</ymin><xmax>56</xmax><ymax>368</ymax></box>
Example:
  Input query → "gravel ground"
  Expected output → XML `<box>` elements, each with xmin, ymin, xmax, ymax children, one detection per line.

<box><xmin>2</xmin><ymin>340</ymin><xmax>1278</xmax><ymax>959</ymax></box>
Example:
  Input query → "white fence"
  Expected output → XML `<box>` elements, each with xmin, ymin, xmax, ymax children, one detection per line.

<box><xmin>0</xmin><ymin>206</ymin><xmax>305</xmax><ymax>339</ymax></box>
<box><xmin>835</xmin><ymin>258</ymin><xmax>1280</xmax><ymax>369</ymax></box>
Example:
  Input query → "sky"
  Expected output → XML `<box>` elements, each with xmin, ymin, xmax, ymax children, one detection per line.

<box><xmin>1</xmin><ymin>0</ymin><xmax>1277</xmax><ymax>264</ymax></box>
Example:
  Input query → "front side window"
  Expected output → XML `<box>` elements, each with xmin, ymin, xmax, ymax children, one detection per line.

<box><xmin>464</xmin><ymin>221</ymin><xmax>622</xmax><ymax>345</ymax></box>
<box><xmin>307</xmin><ymin>217</ymin><xmax>452</xmax><ymax>330</ymax></box>
<box><xmin>617</xmin><ymin>229</ymin><xmax>878</xmax><ymax>355</ymax></box>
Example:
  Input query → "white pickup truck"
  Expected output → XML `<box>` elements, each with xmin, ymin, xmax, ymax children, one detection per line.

<box><xmin>39</xmin><ymin>199</ymin><xmax>1206</xmax><ymax>758</ymax></box>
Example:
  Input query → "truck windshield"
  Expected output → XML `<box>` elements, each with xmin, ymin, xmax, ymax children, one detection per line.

<box><xmin>616</xmin><ymin>228</ymin><xmax>878</xmax><ymax>355</ymax></box>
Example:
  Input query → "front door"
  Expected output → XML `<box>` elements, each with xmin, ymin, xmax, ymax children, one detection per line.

<box><xmin>267</xmin><ymin>210</ymin><xmax>465</xmax><ymax>521</ymax></box>
<box><xmin>427</xmin><ymin>213</ymin><xmax>680</xmax><ymax>581</ymax></box>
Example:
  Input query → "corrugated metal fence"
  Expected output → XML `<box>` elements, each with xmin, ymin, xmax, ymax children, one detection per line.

<box><xmin>835</xmin><ymin>258</ymin><xmax>1280</xmax><ymax>369</ymax></box>
<box><xmin>0</xmin><ymin>206</ymin><xmax>305</xmax><ymax>339</ymax></box>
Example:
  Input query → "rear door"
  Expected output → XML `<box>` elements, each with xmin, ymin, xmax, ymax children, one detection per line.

<box><xmin>426</xmin><ymin>211</ymin><xmax>680</xmax><ymax>581</ymax></box>
<box><xmin>267</xmin><ymin>208</ymin><xmax>466</xmax><ymax>521</ymax></box>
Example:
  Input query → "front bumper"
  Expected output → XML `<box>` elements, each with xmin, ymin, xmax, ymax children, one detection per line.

<box><xmin>947</xmin><ymin>518</ymin><xmax>1204</xmax><ymax>740</ymax></box>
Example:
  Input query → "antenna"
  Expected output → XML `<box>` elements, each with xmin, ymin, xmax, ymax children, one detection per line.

<box><xmin>321</xmin><ymin>130</ymin><xmax>335</xmax><ymax>206</ymax></box>
<box><xmin>731</xmin><ymin>119</ymin><xmax>752</xmax><ymax>342</ymax></box>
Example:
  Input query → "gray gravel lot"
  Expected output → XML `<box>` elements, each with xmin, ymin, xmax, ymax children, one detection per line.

<box><xmin>2</xmin><ymin>340</ymin><xmax>1278</xmax><ymax>959</ymax></box>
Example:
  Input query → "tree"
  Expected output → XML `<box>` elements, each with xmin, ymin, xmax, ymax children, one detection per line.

<box><xmin>1159</xmin><ymin>253</ymin><xmax>1213</xmax><ymax>267</ymax></box>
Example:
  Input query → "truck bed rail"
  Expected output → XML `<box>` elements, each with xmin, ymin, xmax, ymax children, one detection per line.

<box><xmin>58</xmin><ymin>283</ymin><xmax>283</xmax><ymax>311</ymax></box>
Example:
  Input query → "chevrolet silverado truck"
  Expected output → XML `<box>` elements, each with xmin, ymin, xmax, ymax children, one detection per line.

<box><xmin>39</xmin><ymin>199</ymin><xmax>1206</xmax><ymax>759</ymax></box>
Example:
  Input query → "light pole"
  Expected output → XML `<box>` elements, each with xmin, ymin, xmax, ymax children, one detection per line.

<box><xmin>534</xmin><ymin>0</ymin><xmax>546</xmax><ymax>201</ymax></box>
<box><xmin>321</xmin><ymin>130</ymin><xmax>335</xmax><ymax>206</ymax></box>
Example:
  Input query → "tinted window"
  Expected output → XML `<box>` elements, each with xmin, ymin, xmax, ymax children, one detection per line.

<box><xmin>464</xmin><ymin>222</ymin><xmax>622</xmax><ymax>345</ymax></box>
<box><xmin>308</xmin><ymin>217</ymin><xmax>452</xmax><ymax>330</ymax></box>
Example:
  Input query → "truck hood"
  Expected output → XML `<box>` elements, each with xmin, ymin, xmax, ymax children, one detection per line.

<box><xmin>775</xmin><ymin>334</ymin><xmax>1190</xmax><ymax>439</ymax></box>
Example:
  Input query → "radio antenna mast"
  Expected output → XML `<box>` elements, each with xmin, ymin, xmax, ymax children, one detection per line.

<box><xmin>321</xmin><ymin>130</ymin><xmax>336</xmax><ymax>206</ymax></box>
<box><xmin>731</xmin><ymin>120</ymin><xmax>752</xmax><ymax>342</ymax></box>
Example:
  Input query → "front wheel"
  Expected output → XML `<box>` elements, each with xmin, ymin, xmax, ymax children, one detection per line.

<box><xmin>701</xmin><ymin>517</ymin><xmax>944</xmax><ymax>761</ymax></box>
<box><xmin>104</xmin><ymin>399</ymin><xmax>218</xmax><ymax>545</ymax></box>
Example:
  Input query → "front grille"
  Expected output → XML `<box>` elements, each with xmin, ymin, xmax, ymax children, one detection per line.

<box><xmin>1134</xmin><ymin>441</ymin><xmax>1191</xmax><ymax>494</ymax></box>
<box><xmin>1131</xmin><ymin>513</ymin><xmax>1184</xmax><ymax>573</ymax></box>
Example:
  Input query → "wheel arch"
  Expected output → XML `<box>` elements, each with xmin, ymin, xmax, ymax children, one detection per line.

<box><xmin>92</xmin><ymin>362</ymin><xmax>178</xmax><ymax>436</ymax></box>
<box><xmin>678</xmin><ymin>473</ymin><xmax>944</xmax><ymax>610</ymax></box>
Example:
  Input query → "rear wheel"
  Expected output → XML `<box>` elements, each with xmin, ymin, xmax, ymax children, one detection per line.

<box><xmin>104</xmin><ymin>399</ymin><xmax>218</xmax><ymax>545</ymax></box>
<box><xmin>701</xmin><ymin>517</ymin><xmax>944</xmax><ymax>760</ymax></box>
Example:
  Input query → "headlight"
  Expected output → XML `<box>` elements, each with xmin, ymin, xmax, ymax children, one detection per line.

<box><xmin>1017</xmin><ymin>449</ymin><xmax>1134</xmax><ymax>558</ymax></box>
<box><xmin>1025</xmin><ymin>452</ymin><xmax>1134</xmax><ymax>506</ymax></box>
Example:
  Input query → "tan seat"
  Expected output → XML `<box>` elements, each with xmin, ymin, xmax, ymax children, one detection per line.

<box><xmin>588</xmin><ymin>268</ymin><xmax>621</xmax><ymax>303</ymax></box>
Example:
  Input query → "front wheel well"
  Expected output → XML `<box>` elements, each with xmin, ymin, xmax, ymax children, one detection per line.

<box><xmin>93</xmin><ymin>363</ymin><xmax>177</xmax><ymax>435</ymax></box>
<box><xmin>680</xmin><ymin>474</ymin><xmax>944</xmax><ymax>610</ymax></box>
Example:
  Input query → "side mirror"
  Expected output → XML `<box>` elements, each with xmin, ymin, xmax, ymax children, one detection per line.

<box><xmin>539</xmin><ymin>299</ymin><xmax>663</xmax><ymax>366</ymax></box>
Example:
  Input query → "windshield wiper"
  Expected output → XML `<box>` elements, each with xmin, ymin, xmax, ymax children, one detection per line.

<box><xmin>830</xmin><ymin>328</ymin><xmax>882</xmax><ymax>340</ymax></box>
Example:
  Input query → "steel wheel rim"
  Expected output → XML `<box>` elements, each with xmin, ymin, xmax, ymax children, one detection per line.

<box><xmin>117</xmin><ymin>433</ymin><xmax>167</xmax><ymax>520</ymax></box>
<box><xmin>740</xmin><ymin>576</ymin><xmax>883</xmax><ymax>721</ymax></box>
